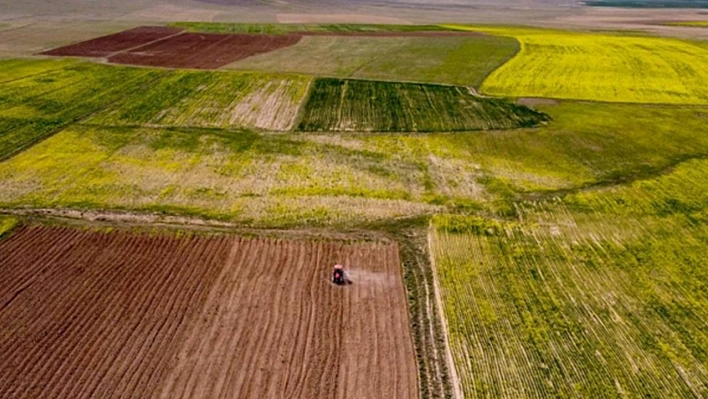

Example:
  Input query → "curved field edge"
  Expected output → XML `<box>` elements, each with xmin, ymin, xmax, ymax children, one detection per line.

<box><xmin>445</xmin><ymin>25</ymin><xmax>708</xmax><ymax>105</ymax></box>
<box><xmin>295</xmin><ymin>78</ymin><xmax>549</xmax><ymax>133</ymax></box>
<box><xmin>428</xmin><ymin>154</ymin><xmax>708</xmax><ymax>397</ymax></box>
<box><xmin>4</xmin><ymin>100</ymin><xmax>708</xmax><ymax>228</ymax></box>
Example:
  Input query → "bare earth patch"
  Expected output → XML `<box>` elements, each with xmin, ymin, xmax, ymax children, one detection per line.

<box><xmin>0</xmin><ymin>225</ymin><xmax>420</xmax><ymax>398</ymax></box>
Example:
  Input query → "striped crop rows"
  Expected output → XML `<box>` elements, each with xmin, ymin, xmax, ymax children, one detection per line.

<box><xmin>0</xmin><ymin>225</ymin><xmax>418</xmax><ymax>399</ymax></box>
<box><xmin>431</xmin><ymin>157</ymin><xmax>708</xmax><ymax>398</ymax></box>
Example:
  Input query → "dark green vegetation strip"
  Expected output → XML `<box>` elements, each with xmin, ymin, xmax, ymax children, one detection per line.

<box><xmin>0</xmin><ymin>61</ymin><xmax>163</xmax><ymax>161</ymax></box>
<box><xmin>387</xmin><ymin>222</ymin><xmax>453</xmax><ymax>399</ymax></box>
<box><xmin>584</xmin><ymin>0</ymin><xmax>708</xmax><ymax>7</ymax></box>
<box><xmin>297</xmin><ymin>78</ymin><xmax>548</xmax><ymax>132</ymax></box>
<box><xmin>169</xmin><ymin>22</ymin><xmax>461</xmax><ymax>35</ymax></box>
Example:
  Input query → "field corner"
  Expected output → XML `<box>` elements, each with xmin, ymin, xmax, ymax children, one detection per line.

<box><xmin>0</xmin><ymin>216</ymin><xmax>19</xmax><ymax>239</ymax></box>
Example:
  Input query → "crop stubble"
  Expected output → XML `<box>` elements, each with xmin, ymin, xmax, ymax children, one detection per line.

<box><xmin>0</xmin><ymin>225</ymin><xmax>418</xmax><ymax>399</ymax></box>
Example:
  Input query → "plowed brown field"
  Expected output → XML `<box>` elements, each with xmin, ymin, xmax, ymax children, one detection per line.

<box><xmin>40</xmin><ymin>26</ymin><xmax>183</xmax><ymax>57</ymax></box>
<box><xmin>107</xmin><ymin>33</ymin><xmax>302</xmax><ymax>69</ymax></box>
<box><xmin>39</xmin><ymin>26</ymin><xmax>481</xmax><ymax>69</ymax></box>
<box><xmin>0</xmin><ymin>225</ymin><xmax>418</xmax><ymax>399</ymax></box>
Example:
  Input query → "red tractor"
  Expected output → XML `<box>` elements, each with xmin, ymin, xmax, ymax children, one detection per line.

<box><xmin>332</xmin><ymin>264</ymin><xmax>346</xmax><ymax>285</ymax></box>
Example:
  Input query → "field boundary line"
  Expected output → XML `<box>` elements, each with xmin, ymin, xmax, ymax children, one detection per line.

<box><xmin>104</xmin><ymin>29</ymin><xmax>186</xmax><ymax>59</ymax></box>
<box><xmin>0</xmin><ymin>207</ymin><xmax>398</xmax><ymax>241</ymax></box>
<box><xmin>521</xmin><ymin>151</ymin><xmax>708</xmax><ymax>202</ymax></box>
<box><xmin>290</xmin><ymin>77</ymin><xmax>314</xmax><ymax>132</ymax></box>
<box><xmin>426</xmin><ymin>225</ymin><xmax>463</xmax><ymax>399</ymax></box>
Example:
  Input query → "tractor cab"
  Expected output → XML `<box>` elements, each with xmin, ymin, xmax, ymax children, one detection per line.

<box><xmin>332</xmin><ymin>264</ymin><xmax>345</xmax><ymax>285</ymax></box>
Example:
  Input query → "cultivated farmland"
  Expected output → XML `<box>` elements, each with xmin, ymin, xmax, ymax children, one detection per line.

<box><xmin>0</xmin><ymin>225</ymin><xmax>418</xmax><ymax>399</ymax></box>
<box><xmin>107</xmin><ymin>32</ymin><xmax>302</xmax><ymax>69</ymax></box>
<box><xmin>4</xmin><ymin>88</ymin><xmax>708</xmax><ymax>227</ymax></box>
<box><xmin>0</xmin><ymin>125</ymin><xmax>441</xmax><ymax>225</ymax></box>
<box><xmin>430</xmin><ymin>153</ymin><xmax>708</xmax><ymax>397</ymax></box>
<box><xmin>41</xmin><ymin>26</ymin><xmax>183</xmax><ymax>57</ymax></box>
<box><xmin>6</xmin><ymin>20</ymin><xmax>708</xmax><ymax>399</ymax></box>
<box><xmin>43</xmin><ymin>27</ymin><xmax>304</xmax><ymax>70</ymax></box>
<box><xmin>0</xmin><ymin>61</ymin><xmax>162</xmax><ymax>160</ymax></box>
<box><xmin>0</xmin><ymin>58</ymin><xmax>79</xmax><ymax>83</ymax></box>
<box><xmin>448</xmin><ymin>26</ymin><xmax>708</xmax><ymax>104</ymax></box>
<box><xmin>227</xmin><ymin>34</ymin><xmax>519</xmax><ymax>87</ymax></box>
<box><xmin>87</xmin><ymin>70</ymin><xmax>311</xmax><ymax>131</ymax></box>
<box><xmin>297</xmin><ymin>78</ymin><xmax>548</xmax><ymax>132</ymax></box>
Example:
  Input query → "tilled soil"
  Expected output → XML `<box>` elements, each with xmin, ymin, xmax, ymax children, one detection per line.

<box><xmin>107</xmin><ymin>32</ymin><xmax>302</xmax><ymax>69</ymax></box>
<box><xmin>0</xmin><ymin>225</ymin><xmax>418</xmax><ymax>399</ymax></box>
<box><xmin>40</xmin><ymin>26</ymin><xmax>482</xmax><ymax>69</ymax></box>
<box><xmin>40</xmin><ymin>26</ymin><xmax>183</xmax><ymax>58</ymax></box>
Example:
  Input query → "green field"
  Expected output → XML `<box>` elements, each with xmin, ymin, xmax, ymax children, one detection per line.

<box><xmin>297</xmin><ymin>78</ymin><xmax>548</xmax><ymax>132</ymax></box>
<box><xmin>0</xmin><ymin>216</ymin><xmax>17</xmax><ymax>237</ymax></box>
<box><xmin>4</xmin><ymin>23</ymin><xmax>708</xmax><ymax>398</ymax></box>
<box><xmin>0</xmin><ymin>61</ymin><xmax>162</xmax><ymax>160</ymax></box>
<box><xmin>87</xmin><ymin>70</ymin><xmax>312</xmax><ymax>131</ymax></box>
<box><xmin>2</xmin><ymin>95</ymin><xmax>708</xmax><ymax>227</ymax></box>
<box><xmin>0</xmin><ymin>124</ymin><xmax>443</xmax><ymax>226</ymax></box>
<box><xmin>0</xmin><ymin>58</ymin><xmax>79</xmax><ymax>82</ymax></box>
<box><xmin>431</xmin><ymin>155</ymin><xmax>708</xmax><ymax>397</ymax></box>
<box><xmin>3</xmin><ymin>60</ymin><xmax>708</xmax><ymax>226</ymax></box>
<box><xmin>227</xmin><ymin>35</ymin><xmax>518</xmax><ymax>87</ymax></box>
<box><xmin>1</xmin><ymin>59</ymin><xmax>541</xmax><ymax>138</ymax></box>
<box><xmin>447</xmin><ymin>26</ymin><xmax>708</xmax><ymax>104</ymax></box>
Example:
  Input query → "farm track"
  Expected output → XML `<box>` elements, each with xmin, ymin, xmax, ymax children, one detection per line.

<box><xmin>0</xmin><ymin>225</ymin><xmax>419</xmax><ymax>398</ymax></box>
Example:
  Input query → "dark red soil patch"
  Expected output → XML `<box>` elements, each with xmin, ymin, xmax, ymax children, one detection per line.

<box><xmin>41</xmin><ymin>26</ymin><xmax>483</xmax><ymax>70</ymax></box>
<box><xmin>0</xmin><ymin>225</ymin><xmax>419</xmax><ymax>398</ymax></box>
<box><xmin>40</xmin><ymin>26</ymin><xmax>183</xmax><ymax>58</ymax></box>
<box><xmin>108</xmin><ymin>32</ymin><xmax>302</xmax><ymax>69</ymax></box>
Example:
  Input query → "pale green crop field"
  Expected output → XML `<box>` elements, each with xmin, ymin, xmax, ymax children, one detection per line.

<box><xmin>227</xmin><ymin>35</ymin><xmax>518</xmax><ymax>88</ymax></box>
<box><xmin>87</xmin><ymin>70</ymin><xmax>312</xmax><ymax>131</ymax></box>
<box><xmin>432</xmin><ymin>156</ymin><xmax>708</xmax><ymax>397</ymax></box>
<box><xmin>0</xmin><ymin>125</ymin><xmax>444</xmax><ymax>226</ymax></box>
<box><xmin>446</xmin><ymin>26</ymin><xmax>708</xmax><ymax>104</ymax></box>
